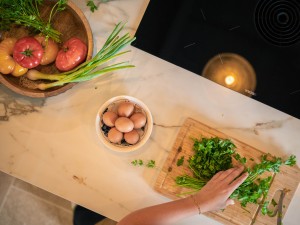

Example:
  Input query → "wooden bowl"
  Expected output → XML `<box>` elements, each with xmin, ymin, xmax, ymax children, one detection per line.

<box><xmin>0</xmin><ymin>0</ymin><xmax>93</xmax><ymax>98</ymax></box>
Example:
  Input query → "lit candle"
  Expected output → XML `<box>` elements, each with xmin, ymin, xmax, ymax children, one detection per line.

<box><xmin>202</xmin><ymin>53</ymin><xmax>256</xmax><ymax>97</ymax></box>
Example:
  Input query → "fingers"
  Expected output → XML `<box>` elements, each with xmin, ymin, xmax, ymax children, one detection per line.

<box><xmin>210</xmin><ymin>170</ymin><xmax>224</xmax><ymax>181</ymax></box>
<box><xmin>228</xmin><ymin>172</ymin><xmax>248</xmax><ymax>190</ymax></box>
<box><xmin>214</xmin><ymin>166</ymin><xmax>243</xmax><ymax>183</ymax></box>
<box><xmin>225</xmin><ymin>199</ymin><xmax>235</xmax><ymax>206</ymax></box>
<box><xmin>222</xmin><ymin>166</ymin><xmax>245</xmax><ymax>184</ymax></box>
<box><xmin>212</xmin><ymin>168</ymin><xmax>235</xmax><ymax>181</ymax></box>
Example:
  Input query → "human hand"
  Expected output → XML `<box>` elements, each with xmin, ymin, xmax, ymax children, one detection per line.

<box><xmin>194</xmin><ymin>166</ymin><xmax>248</xmax><ymax>213</ymax></box>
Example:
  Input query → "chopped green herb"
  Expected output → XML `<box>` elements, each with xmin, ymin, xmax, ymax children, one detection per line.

<box><xmin>131</xmin><ymin>159</ymin><xmax>143</xmax><ymax>166</ymax></box>
<box><xmin>250</xmin><ymin>158</ymin><xmax>254</xmax><ymax>161</ymax></box>
<box><xmin>146</xmin><ymin>160</ymin><xmax>156</xmax><ymax>168</ymax></box>
<box><xmin>271</xmin><ymin>199</ymin><xmax>278</xmax><ymax>207</ymax></box>
<box><xmin>175</xmin><ymin>137</ymin><xmax>297</xmax><ymax>215</ymax></box>
<box><xmin>86</xmin><ymin>0</ymin><xmax>112</xmax><ymax>12</ymax></box>
<box><xmin>284</xmin><ymin>155</ymin><xmax>296</xmax><ymax>166</ymax></box>
<box><xmin>188</xmin><ymin>137</ymin><xmax>236</xmax><ymax>180</ymax></box>
<box><xmin>87</xmin><ymin>0</ymin><xmax>97</xmax><ymax>12</ymax></box>
<box><xmin>177</xmin><ymin>156</ymin><xmax>184</xmax><ymax>166</ymax></box>
<box><xmin>234</xmin><ymin>153</ymin><xmax>247</xmax><ymax>164</ymax></box>
<box><xmin>261</xmin><ymin>201</ymin><xmax>274</xmax><ymax>216</ymax></box>
<box><xmin>131</xmin><ymin>159</ymin><xmax>155</xmax><ymax>168</ymax></box>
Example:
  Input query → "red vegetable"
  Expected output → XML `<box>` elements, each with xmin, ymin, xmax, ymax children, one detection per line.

<box><xmin>13</xmin><ymin>37</ymin><xmax>43</xmax><ymax>69</ymax></box>
<box><xmin>55</xmin><ymin>37</ymin><xmax>87</xmax><ymax>71</ymax></box>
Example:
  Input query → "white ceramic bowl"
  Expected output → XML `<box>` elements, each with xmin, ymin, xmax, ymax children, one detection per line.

<box><xmin>96</xmin><ymin>95</ymin><xmax>153</xmax><ymax>152</ymax></box>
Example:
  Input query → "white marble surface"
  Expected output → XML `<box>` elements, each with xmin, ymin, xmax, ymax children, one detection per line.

<box><xmin>0</xmin><ymin>0</ymin><xmax>300</xmax><ymax>224</ymax></box>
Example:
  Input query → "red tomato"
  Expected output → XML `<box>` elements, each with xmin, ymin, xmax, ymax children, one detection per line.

<box><xmin>13</xmin><ymin>37</ymin><xmax>43</xmax><ymax>69</ymax></box>
<box><xmin>55</xmin><ymin>37</ymin><xmax>87</xmax><ymax>71</ymax></box>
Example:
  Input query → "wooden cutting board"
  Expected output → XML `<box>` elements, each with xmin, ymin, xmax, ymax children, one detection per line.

<box><xmin>154</xmin><ymin>118</ymin><xmax>300</xmax><ymax>225</ymax></box>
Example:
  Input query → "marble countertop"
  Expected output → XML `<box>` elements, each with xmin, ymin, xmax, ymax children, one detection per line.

<box><xmin>1</xmin><ymin>0</ymin><xmax>300</xmax><ymax>224</ymax></box>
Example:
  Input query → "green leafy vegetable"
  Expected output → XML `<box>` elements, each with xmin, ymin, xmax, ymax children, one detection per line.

<box><xmin>261</xmin><ymin>200</ymin><xmax>274</xmax><ymax>216</ymax></box>
<box><xmin>0</xmin><ymin>0</ymin><xmax>67</xmax><ymax>42</ymax></box>
<box><xmin>176</xmin><ymin>137</ymin><xmax>297</xmax><ymax>215</ymax></box>
<box><xmin>131</xmin><ymin>159</ymin><xmax>143</xmax><ymax>166</ymax></box>
<box><xmin>189</xmin><ymin>137</ymin><xmax>236</xmax><ymax>180</ymax></box>
<box><xmin>86</xmin><ymin>0</ymin><xmax>111</xmax><ymax>12</ymax></box>
<box><xmin>146</xmin><ymin>160</ymin><xmax>156</xmax><ymax>168</ymax></box>
<box><xmin>87</xmin><ymin>0</ymin><xmax>98</xmax><ymax>12</ymax></box>
<box><xmin>131</xmin><ymin>159</ymin><xmax>156</xmax><ymax>168</ymax></box>
<box><xmin>234</xmin><ymin>153</ymin><xmax>247</xmax><ymax>164</ymax></box>
<box><xmin>177</xmin><ymin>156</ymin><xmax>185</xmax><ymax>166</ymax></box>
<box><xmin>284</xmin><ymin>155</ymin><xmax>296</xmax><ymax>166</ymax></box>
<box><xmin>271</xmin><ymin>199</ymin><xmax>278</xmax><ymax>207</ymax></box>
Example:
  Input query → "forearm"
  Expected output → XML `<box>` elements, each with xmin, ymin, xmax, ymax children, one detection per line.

<box><xmin>117</xmin><ymin>197</ymin><xmax>199</xmax><ymax>225</ymax></box>
<box><xmin>117</xmin><ymin>167</ymin><xmax>248</xmax><ymax>225</ymax></box>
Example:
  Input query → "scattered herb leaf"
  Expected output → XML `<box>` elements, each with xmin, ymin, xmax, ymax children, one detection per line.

<box><xmin>271</xmin><ymin>199</ymin><xmax>278</xmax><ymax>207</ymax></box>
<box><xmin>86</xmin><ymin>0</ymin><xmax>111</xmax><ymax>12</ymax></box>
<box><xmin>87</xmin><ymin>0</ymin><xmax>97</xmax><ymax>12</ymax></box>
<box><xmin>131</xmin><ymin>159</ymin><xmax>143</xmax><ymax>166</ymax></box>
<box><xmin>177</xmin><ymin>156</ymin><xmax>184</xmax><ymax>166</ymax></box>
<box><xmin>234</xmin><ymin>153</ymin><xmax>247</xmax><ymax>164</ymax></box>
<box><xmin>131</xmin><ymin>159</ymin><xmax>155</xmax><ymax>168</ymax></box>
<box><xmin>284</xmin><ymin>155</ymin><xmax>296</xmax><ymax>166</ymax></box>
<box><xmin>146</xmin><ymin>160</ymin><xmax>156</xmax><ymax>168</ymax></box>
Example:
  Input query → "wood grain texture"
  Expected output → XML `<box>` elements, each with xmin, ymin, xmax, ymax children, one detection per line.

<box><xmin>154</xmin><ymin>118</ymin><xmax>300</xmax><ymax>225</ymax></box>
<box><xmin>0</xmin><ymin>0</ymin><xmax>93</xmax><ymax>98</ymax></box>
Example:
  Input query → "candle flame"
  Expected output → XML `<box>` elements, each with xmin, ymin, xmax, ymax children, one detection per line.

<box><xmin>225</xmin><ymin>75</ymin><xmax>235</xmax><ymax>85</ymax></box>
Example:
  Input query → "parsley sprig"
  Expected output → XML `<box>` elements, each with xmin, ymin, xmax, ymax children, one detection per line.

<box><xmin>86</xmin><ymin>0</ymin><xmax>111</xmax><ymax>12</ymax></box>
<box><xmin>177</xmin><ymin>156</ymin><xmax>185</xmax><ymax>166</ymax></box>
<box><xmin>176</xmin><ymin>137</ymin><xmax>297</xmax><ymax>215</ymax></box>
<box><xmin>131</xmin><ymin>159</ymin><xmax>156</xmax><ymax>168</ymax></box>
<box><xmin>0</xmin><ymin>0</ymin><xmax>67</xmax><ymax>42</ymax></box>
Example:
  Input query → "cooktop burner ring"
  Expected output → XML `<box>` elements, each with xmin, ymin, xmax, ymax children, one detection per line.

<box><xmin>255</xmin><ymin>0</ymin><xmax>300</xmax><ymax>46</ymax></box>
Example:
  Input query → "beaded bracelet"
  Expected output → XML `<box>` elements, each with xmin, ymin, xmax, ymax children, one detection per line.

<box><xmin>190</xmin><ymin>195</ymin><xmax>202</xmax><ymax>214</ymax></box>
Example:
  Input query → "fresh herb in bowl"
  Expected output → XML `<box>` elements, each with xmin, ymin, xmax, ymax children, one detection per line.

<box><xmin>0</xmin><ymin>0</ymin><xmax>67</xmax><ymax>43</ymax></box>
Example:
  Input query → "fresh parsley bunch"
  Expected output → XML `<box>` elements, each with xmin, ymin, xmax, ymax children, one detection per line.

<box><xmin>189</xmin><ymin>137</ymin><xmax>236</xmax><ymax>180</ymax></box>
<box><xmin>176</xmin><ymin>137</ymin><xmax>297</xmax><ymax>215</ymax></box>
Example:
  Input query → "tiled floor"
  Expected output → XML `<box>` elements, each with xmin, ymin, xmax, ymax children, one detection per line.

<box><xmin>0</xmin><ymin>171</ymin><xmax>116</xmax><ymax>225</ymax></box>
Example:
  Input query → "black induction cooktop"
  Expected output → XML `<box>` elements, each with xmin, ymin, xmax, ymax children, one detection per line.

<box><xmin>133</xmin><ymin>0</ymin><xmax>300</xmax><ymax>119</ymax></box>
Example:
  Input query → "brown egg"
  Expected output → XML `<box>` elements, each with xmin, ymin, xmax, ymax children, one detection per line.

<box><xmin>103</xmin><ymin>111</ymin><xmax>118</xmax><ymax>127</ymax></box>
<box><xmin>130</xmin><ymin>113</ymin><xmax>147</xmax><ymax>129</ymax></box>
<box><xmin>117</xmin><ymin>102</ymin><xmax>134</xmax><ymax>117</ymax></box>
<box><xmin>115</xmin><ymin>117</ymin><xmax>134</xmax><ymax>133</ymax></box>
<box><xmin>108</xmin><ymin>127</ymin><xmax>123</xmax><ymax>143</ymax></box>
<box><xmin>124</xmin><ymin>129</ymin><xmax>140</xmax><ymax>145</ymax></box>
